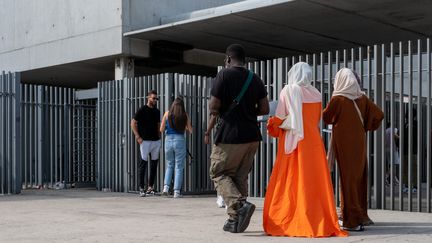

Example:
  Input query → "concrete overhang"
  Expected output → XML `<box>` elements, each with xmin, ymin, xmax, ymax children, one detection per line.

<box><xmin>124</xmin><ymin>0</ymin><xmax>431</xmax><ymax>59</ymax></box>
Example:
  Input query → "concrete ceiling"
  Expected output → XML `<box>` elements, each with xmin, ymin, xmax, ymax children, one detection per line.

<box><xmin>21</xmin><ymin>55</ymin><xmax>217</xmax><ymax>89</ymax></box>
<box><xmin>125</xmin><ymin>0</ymin><xmax>431</xmax><ymax>59</ymax></box>
<box><xmin>21</xmin><ymin>56</ymin><xmax>117</xmax><ymax>89</ymax></box>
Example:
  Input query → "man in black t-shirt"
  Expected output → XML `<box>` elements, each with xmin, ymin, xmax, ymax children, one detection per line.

<box><xmin>131</xmin><ymin>90</ymin><xmax>161</xmax><ymax>197</ymax></box>
<box><xmin>205</xmin><ymin>44</ymin><xmax>269</xmax><ymax>233</ymax></box>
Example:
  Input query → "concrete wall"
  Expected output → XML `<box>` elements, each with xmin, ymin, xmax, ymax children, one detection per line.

<box><xmin>0</xmin><ymin>0</ymin><xmax>244</xmax><ymax>73</ymax></box>
<box><xmin>0</xmin><ymin>0</ymin><xmax>124</xmax><ymax>72</ymax></box>
<box><xmin>125</xmin><ymin>0</ymin><xmax>245</xmax><ymax>31</ymax></box>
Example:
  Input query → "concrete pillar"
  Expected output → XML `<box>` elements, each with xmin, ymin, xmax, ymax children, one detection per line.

<box><xmin>115</xmin><ymin>57</ymin><xmax>135</xmax><ymax>80</ymax></box>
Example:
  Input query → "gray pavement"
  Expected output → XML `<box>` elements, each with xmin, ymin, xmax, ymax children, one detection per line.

<box><xmin>1</xmin><ymin>189</ymin><xmax>432</xmax><ymax>243</ymax></box>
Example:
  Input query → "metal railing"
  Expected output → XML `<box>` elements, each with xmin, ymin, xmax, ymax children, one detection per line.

<box><xmin>0</xmin><ymin>72</ymin><xmax>21</xmax><ymax>194</ymax></box>
<box><xmin>20</xmin><ymin>85</ymin><xmax>75</xmax><ymax>188</ymax></box>
<box><xmin>97</xmin><ymin>74</ymin><xmax>214</xmax><ymax>193</ymax></box>
<box><xmin>97</xmin><ymin>39</ymin><xmax>432</xmax><ymax>212</ymax></box>
<box><xmin>1</xmin><ymin>38</ymin><xmax>431</xmax><ymax>212</ymax></box>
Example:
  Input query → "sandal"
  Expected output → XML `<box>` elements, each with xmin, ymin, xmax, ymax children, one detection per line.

<box><xmin>342</xmin><ymin>224</ymin><xmax>365</xmax><ymax>231</ymax></box>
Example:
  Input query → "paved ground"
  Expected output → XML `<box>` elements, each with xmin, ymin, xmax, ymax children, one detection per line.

<box><xmin>1</xmin><ymin>189</ymin><xmax>432</xmax><ymax>243</ymax></box>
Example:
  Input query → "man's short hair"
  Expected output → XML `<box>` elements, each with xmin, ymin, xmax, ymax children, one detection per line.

<box><xmin>226</xmin><ymin>44</ymin><xmax>246</xmax><ymax>63</ymax></box>
<box><xmin>148</xmin><ymin>90</ymin><xmax>157</xmax><ymax>96</ymax></box>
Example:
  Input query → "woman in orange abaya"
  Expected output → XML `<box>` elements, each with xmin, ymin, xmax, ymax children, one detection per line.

<box><xmin>263</xmin><ymin>62</ymin><xmax>347</xmax><ymax>237</ymax></box>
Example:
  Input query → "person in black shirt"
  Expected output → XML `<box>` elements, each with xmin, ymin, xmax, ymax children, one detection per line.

<box><xmin>205</xmin><ymin>44</ymin><xmax>269</xmax><ymax>233</ymax></box>
<box><xmin>131</xmin><ymin>90</ymin><xmax>161</xmax><ymax>197</ymax></box>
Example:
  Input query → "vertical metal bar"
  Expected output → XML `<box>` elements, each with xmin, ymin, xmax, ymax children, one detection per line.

<box><xmin>342</xmin><ymin>49</ymin><xmax>346</xmax><ymax>68</ymax></box>
<box><xmin>312</xmin><ymin>54</ymin><xmax>317</xmax><ymax>88</ymax></box>
<box><xmin>121</xmin><ymin>79</ymin><xmax>125</xmax><ymax>192</ymax></box>
<box><xmin>399</xmin><ymin>41</ymin><xmax>405</xmax><ymax>210</ymax></box>
<box><xmin>97</xmin><ymin>83</ymin><xmax>101</xmax><ymax>190</ymax></box>
<box><xmin>367</xmin><ymin>45</ymin><xmax>373</xmax><ymax>208</ymax></box>
<box><xmin>359</xmin><ymin>47</ymin><xmax>364</xmax><ymax>89</ymax></box>
<box><xmin>408</xmin><ymin>40</ymin><xmax>413</xmax><ymax>211</ymax></box>
<box><xmin>333</xmin><ymin>50</ymin><xmax>341</xmax><ymax>205</ymax></box>
<box><xmin>69</xmin><ymin>90</ymin><xmax>74</xmax><ymax>185</ymax></box>
<box><xmin>6</xmin><ymin>73</ymin><xmax>11</xmax><ymax>193</ymax></box>
<box><xmin>110</xmin><ymin>80</ymin><xmax>113</xmax><ymax>190</ymax></box>
<box><xmin>13</xmin><ymin>73</ymin><xmax>22</xmax><ymax>193</ymax></box>
<box><xmin>320</xmin><ymin>53</ymin><xmax>324</xmax><ymax>129</ymax></box>
<box><xmin>266</xmin><ymin>59</ymin><xmax>273</xmax><ymax>192</ymax></box>
<box><xmin>390</xmin><ymin>42</ymin><xmax>395</xmax><ymax>210</ymax></box>
<box><xmin>55</xmin><ymin>87</ymin><xmax>59</xmax><ymax>185</ymax></box>
<box><xmin>373</xmin><ymin>44</ymin><xmax>384</xmax><ymax>209</ymax></box>
<box><xmin>381</xmin><ymin>44</ymin><xmax>387</xmax><ymax>209</ymax></box>
<box><xmin>29</xmin><ymin>85</ymin><xmax>34</xmax><ymax>187</ymax></box>
<box><xmin>115</xmin><ymin>80</ymin><xmax>119</xmax><ymax>191</ymax></box>
<box><xmin>23</xmin><ymin>84</ymin><xmax>28</xmax><ymax>188</ymax></box>
<box><xmin>37</xmin><ymin>86</ymin><xmax>44</xmax><ymax>187</ymax></box>
<box><xmin>1</xmin><ymin>73</ymin><xmax>5</xmax><ymax>194</ymax></box>
<box><xmin>258</xmin><ymin>62</ymin><xmax>264</xmax><ymax>197</ymax></box>
<box><xmin>105</xmin><ymin>81</ymin><xmax>109</xmax><ymax>190</ymax></box>
<box><xmin>417</xmin><ymin>39</ymin><xmax>422</xmax><ymax>212</ymax></box>
<box><xmin>63</xmin><ymin>90</ymin><xmax>69</xmax><ymax>186</ymax></box>
<box><xmin>124</xmin><ymin>78</ymin><xmax>129</xmax><ymax>192</ymax></box>
<box><xmin>59</xmin><ymin>88</ymin><xmax>63</xmax><ymax>183</ymax></box>
<box><xmin>427</xmin><ymin>38</ymin><xmax>431</xmax><ymax>213</ymax></box>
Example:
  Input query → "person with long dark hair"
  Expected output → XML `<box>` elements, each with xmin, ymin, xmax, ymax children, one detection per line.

<box><xmin>160</xmin><ymin>97</ymin><xmax>192</xmax><ymax>198</ymax></box>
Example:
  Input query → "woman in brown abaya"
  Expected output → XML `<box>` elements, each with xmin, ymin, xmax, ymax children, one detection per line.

<box><xmin>323</xmin><ymin>68</ymin><xmax>383</xmax><ymax>231</ymax></box>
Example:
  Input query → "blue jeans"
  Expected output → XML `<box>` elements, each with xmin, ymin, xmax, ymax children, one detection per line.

<box><xmin>164</xmin><ymin>134</ymin><xmax>186</xmax><ymax>191</ymax></box>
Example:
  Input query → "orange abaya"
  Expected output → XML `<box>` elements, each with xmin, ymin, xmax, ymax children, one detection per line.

<box><xmin>263</xmin><ymin>102</ymin><xmax>347</xmax><ymax>237</ymax></box>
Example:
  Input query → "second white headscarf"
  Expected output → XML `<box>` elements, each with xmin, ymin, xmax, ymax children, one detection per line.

<box><xmin>276</xmin><ymin>62</ymin><xmax>321</xmax><ymax>154</ymax></box>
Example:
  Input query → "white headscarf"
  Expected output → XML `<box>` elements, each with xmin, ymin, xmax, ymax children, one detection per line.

<box><xmin>332</xmin><ymin>68</ymin><xmax>365</xmax><ymax>100</ymax></box>
<box><xmin>276</xmin><ymin>62</ymin><xmax>321</xmax><ymax>154</ymax></box>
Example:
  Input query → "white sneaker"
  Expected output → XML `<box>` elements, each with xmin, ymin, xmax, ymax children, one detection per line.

<box><xmin>216</xmin><ymin>195</ymin><xmax>226</xmax><ymax>208</ymax></box>
<box><xmin>162</xmin><ymin>185</ymin><xmax>169</xmax><ymax>196</ymax></box>
<box><xmin>173</xmin><ymin>191</ymin><xmax>182</xmax><ymax>198</ymax></box>
<box><xmin>139</xmin><ymin>188</ymin><xmax>146</xmax><ymax>197</ymax></box>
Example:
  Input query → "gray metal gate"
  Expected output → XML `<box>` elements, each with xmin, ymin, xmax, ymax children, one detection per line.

<box><xmin>0</xmin><ymin>72</ymin><xmax>21</xmax><ymax>195</ymax></box>
<box><xmin>21</xmin><ymin>85</ymin><xmax>74</xmax><ymax>189</ymax></box>
<box><xmin>73</xmin><ymin>99</ymin><xmax>97</xmax><ymax>186</ymax></box>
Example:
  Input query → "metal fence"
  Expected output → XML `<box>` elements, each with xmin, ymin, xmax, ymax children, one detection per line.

<box><xmin>246</xmin><ymin>38</ymin><xmax>432</xmax><ymax>213</ymax></box>
<box><xmin>73</xmin><ymin>99</ymin><xmax>97</xmax><ymax>186</ymax></box>
<box><xmin>20</xmin><ymin>85</ymin><xmax>75</xmax><ymax>188</ymax></box>
<box><xmin>0</xmin><ymin>72</ymin><xmax>21</xmax><ymax>194</ymax></box>
<box><xmin>1</xmin><ymin>38</ymin><xmax>431</xmax><ymax>213</ymax></box>
<box><xmin>97</xmin><ymin>74</ymin><xmax>214</xmax><ymax>193</ymax></box>
<box><xmin>96</xmin><ymin>38</ymin><xmax>431</xmax><ymax>213</ymax></box>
